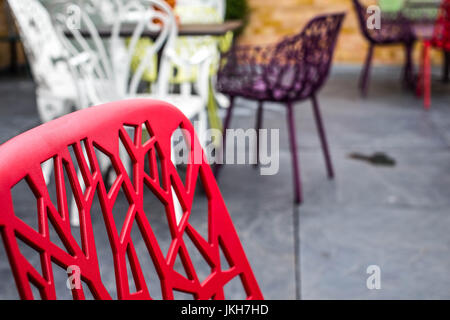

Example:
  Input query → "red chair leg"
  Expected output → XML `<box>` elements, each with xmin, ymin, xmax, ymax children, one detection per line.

<box><xmin>311</xmin><ymin>95</ymin><xmax>334</xmax><ymax>179</ymax></box>
<box><xmin>286</xmin><ymin>102</ymin><xmax>303</xmax><ymax>204</ymax></box>
<box><xmin>214</xmin><ymin>96</ymin><xmax>235</xmax><ymax>177</ymax></box>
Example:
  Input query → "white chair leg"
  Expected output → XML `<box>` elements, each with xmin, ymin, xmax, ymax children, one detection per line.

<box><xmin>181</xmin><ymin>82</ymin><xmax>191</xmax><ymax>98</ymax></box>
<box><xmin>211</xmin><ymin>75</ymin><xmax>230</xmax><ymax>109</ymax></box>
<box><xmin>170</xmin><ymin>137</ymin><xmax>184</xmax><ymax>225</ymax></box>
<box><xmin>96</xmin><ymin>150</ymin><xmax>111</xmax><ymax>174</ymax></box>
<box><xmin>69</xmin><ymin>146</ymin><xmax>97</xmax><ymax>227</ymax></box>
<box><xmin>69</xmin><ymin>169</ymin><xmax>83</xmax><ymax>227</ymax></box>
<box><xmin>198</xmin><ymin>109</ymin><xmax>208</xmax><ymax>149</ymax></box>
<box><xmin>119</xmin><ymin>127</ymin><xmax>133</xmax><ymax>184</ymax></box>
<box><xmin>36</xmin><ymin>93</ymin><xmax>73</xmax><ymax>123</ymax></box>
<box><xmin>41</xmin><ymin>159</ymin><xmax>53</xmax><ymax>185</ymax></box>
<box><xmin>172</xmin><ymin>186</ymin><xmax>183</xmax><ymax>225</ymax></box>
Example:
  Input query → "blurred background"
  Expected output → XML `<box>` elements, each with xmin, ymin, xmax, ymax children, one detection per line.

<box><xmin>0</xmin><ymin>0</ymin><xmax>449</xmax><ymax>300</ymax></box>
<box><xmin>0</xmin><ymin>0</ymin><xmax>446</xmax><ymax>69</ymax></box>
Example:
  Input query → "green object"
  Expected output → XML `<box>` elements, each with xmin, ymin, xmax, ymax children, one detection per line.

<box><xmin>219</xmin><ymin>31</ymin><xmax>234</xmax><ymax>53</ymax></box>
<box><xmin>128</xmin><ymin>2</ymin><xmax>240</xmax><ymax>134</ymax></box>
<box><xmin>207</xmin><ymin>80</ymin><xmax>222</xmax><ymax>134</ymax></box>
<box><xmin>402</xmin><ymin>0</ymin><xmax>440</xmax><ymax>21</ymax></box>
<box><xmin>169</xmin><ymin>36</ymin><xmax>218</xmax><ymax>84</ymax></box>
<box><xmin>378</xmin><ymin>0</ymin><xmax>404</xmax><ymax>13</ymax></box>
<box><xmin>225</xmin><ymin>0</ymin><xmax>248</xmax><ymax>21</ymax></box>
<box><xmin>225</xmin><ymin>0</ymin><xmax>248</xmax><ymax>35</ymax></box>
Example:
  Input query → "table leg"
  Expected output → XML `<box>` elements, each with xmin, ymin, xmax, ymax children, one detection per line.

<box><xmin>443</xmin><ymin>50</ymin><xmax>450</xmax><ymax>83</ymax></box>
<box><xmin>416</xmin><ymin>42</ymin><xmax>424</xmax><ymax>97</ymax></box>
<box><xmin>8</xmin><ymin>37</ymin><xmax>18</xmax><ymax>73</ymax></box>
<box><xmin>403</xmin><ymin>42</ymin><xmax>414</xmax><ymax>89</ymax></box>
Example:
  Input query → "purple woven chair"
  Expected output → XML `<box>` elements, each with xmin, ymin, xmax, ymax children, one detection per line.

<box><xmin>353</xmin><ymin>0</ymin><xmax>416</xmax><ymax>96</ymax></box>
<box><xmin>215</xmin><ymin>13</ymin><xmax>346</xmax><ymax>204</ymax></box>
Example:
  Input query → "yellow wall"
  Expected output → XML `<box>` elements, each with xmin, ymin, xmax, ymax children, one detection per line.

<box><xmin>239</xmin><ymin>0</ymin><xmax>439</xmax><ymax>65</ymax></box>
<box><xmin>0</xmin><ymin>0</ymin><xmax>26</xmax><ymax>70</ymax></box>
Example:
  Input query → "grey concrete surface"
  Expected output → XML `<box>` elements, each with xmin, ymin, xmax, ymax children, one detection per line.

<box><xmin>0</xmin><ymin>65</ymin><xmax>449</xmax><ymax>299</ymax></box>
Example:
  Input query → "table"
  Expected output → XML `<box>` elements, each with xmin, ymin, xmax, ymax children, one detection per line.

<box><xmin>384</xmin><ymin>1</ymin><xmax>448</xmax><ymax>86</ymax></box>
<box><xmin>64</xmin><ymin>20</ymin><xmax>243</xmax><ymax>39</ymax></box>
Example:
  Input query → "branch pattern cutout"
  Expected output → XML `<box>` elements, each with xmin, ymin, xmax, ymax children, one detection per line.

<box><xmin>1</xmin><ymin>115</ymin><xmax>262</xmax><ymax>300</ymax></box>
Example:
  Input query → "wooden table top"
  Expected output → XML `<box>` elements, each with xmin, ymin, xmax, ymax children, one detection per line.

<box><xmin>64</xmin><ymin>20</ymin><xmax>243</xmax><ymax>38</ymax></box>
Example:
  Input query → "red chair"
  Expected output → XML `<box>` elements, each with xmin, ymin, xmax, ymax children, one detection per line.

<box><xmin>0</xmin><ymin>100</ymin><xmax>262</xmax><ymax>300</ymax></box>
<box><xmin>418</xmin><ymin>0</ymin><xmax>450</xmax><ymax>109</ymax></box>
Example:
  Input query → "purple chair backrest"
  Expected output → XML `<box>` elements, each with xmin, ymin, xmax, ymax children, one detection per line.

<box><xmin>265</xmin><ymin>13</ymin><xmax>346</xmax><ymax>101</ymax></box>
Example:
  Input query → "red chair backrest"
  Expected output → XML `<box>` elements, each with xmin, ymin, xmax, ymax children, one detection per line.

<box><xmin>0</xmin><ymin>99</ymin><xmax>262</xmax><ymax>300</ymax></box>
<box><xmin>432</xmin><ymin>0</ymin><xmax>450</xmax><ymax>50</ymax></box>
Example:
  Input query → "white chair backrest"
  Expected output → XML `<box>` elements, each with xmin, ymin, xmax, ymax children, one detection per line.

<box><xmin>84</xmin><ymin>0</ymin><xmax>117</xmax><ymax>25</ymax></box>
<box><xmin>176</xmin><ymin>0</ymin><xmax>226</xmax><ymax>23</ymax></box>
<box><xmin>6</xmin><ymin>0</ymin><xmax>76</xmax><ymax>93</ymax></box>
<box><xmin>55</xmin><ymin>0</ymin><xmax>177</xmax><ymax>107</ymax></box>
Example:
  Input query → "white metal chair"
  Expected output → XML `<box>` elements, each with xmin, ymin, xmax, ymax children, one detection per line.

<box><xmin>56</xmin><ymin>0</ymin><xmax>210</xmax><ymax>121</ymax></box>
<box><xmin>174</xmin><ymin>0</ymin><xmax>228</xmax><ymax>100</ymax></box>
<box><xmin>55</xmin><ymin>0</ymin><xmax>211</xmax><ymax>226</ymax></box>
<box><xmin>129</xmin><ymin>0</ymin><xmax>228</xmax><ymax>128</ymax></box>
<box><xmin>7</xmin><ymin>0</ymin><xmax>78</xmax><ymax>123</ymax></box>
<box><xmin>6</xmin><ymin>0</ymin><xmax>80</xmax><ymax>187</ymax></box>
<box><xmin>176</xmin><ymin>0</ymin><xmax>225</xmax><ymax>23</ymax></box>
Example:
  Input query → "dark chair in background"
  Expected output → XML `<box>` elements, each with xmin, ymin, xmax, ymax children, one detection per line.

<box><xmin>417</xmin><ymin>0</ymin><xmax>450</xmax><ymax>108</ymax></box>
<box><xmin>353</xmin><ymin>0</ymin><xmax>416</xmax><ymax>96</ymax></box>
<box><xmin>215</xmin><ymin>13</ymin><xmax>346</xmax><ymax>204</ymax></box>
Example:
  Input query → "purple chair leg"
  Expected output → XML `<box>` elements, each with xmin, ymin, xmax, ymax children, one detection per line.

<box><xmin>359</xmin><ymin>43</ymin><xmax>374</xmax><ymax>97</ymax></box>
<box><xmin>311</xmin><ymin>95</ymin><xmax>334</xmax><ymax>179</ymax></box>
<box><xmin>286</xmin><ymin>102</ymin><xmax>303</xmax><ymax>204</ymax></box>
<box><xmin>214</xmin><ymin>96</ymin><xmax>235</xmax><ymax>177</ymax></box>
<box><xmin>403</xmin><ymin>43</ymin><xmax>415</xmax><ymax>88</ymax></box>
<box><xmin>254</xmin><ymin>101</ymin><xmax>264</xmax><ymax>167</ymax></box>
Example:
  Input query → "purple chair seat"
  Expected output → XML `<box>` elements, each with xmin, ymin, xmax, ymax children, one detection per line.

<box><xmin>215</xmin><ymin>13</ymin><xmax>346</xmax><ymax>204</ymax></box>
<box><xmin>365</xmin><ymin>16</ymin><xmax>416</xmax><ymax>44</ymax></box>
<box><xmin>218</xmin><ymin>69</ymin><xmax>269</xmax><ymax>100</ymax></box>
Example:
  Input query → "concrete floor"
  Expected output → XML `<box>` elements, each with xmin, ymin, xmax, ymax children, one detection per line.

<box><xmin>0</xmin><ymin>65</ymin><xmax>449</xmax><ymax>299</ymax></box>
